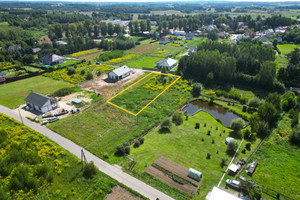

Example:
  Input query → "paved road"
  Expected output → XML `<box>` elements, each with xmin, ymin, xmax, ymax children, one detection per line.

<box><xmin>0</xmin><ymin>105</ymin><xmax>174</xmax><ymax>200</ymax></box>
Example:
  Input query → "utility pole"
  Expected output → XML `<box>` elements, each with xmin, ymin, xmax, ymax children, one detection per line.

<box><xmin>81</xmin><ymin>149</ymin><xmax>87</xmax><ymax>169</ymax></box>
<box><xmin>18</xmin><ymin>109</ymin><xmax>24</xmax><ymax>125</ymax></box>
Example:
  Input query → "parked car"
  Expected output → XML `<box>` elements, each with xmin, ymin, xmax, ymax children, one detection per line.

<box><xmin>48</xmin><ymin>117</ymin><xmax>59</xmax><ymax>123</ymax></box>
<box><xmin>226</xmin><ymin>179</ymin><xmax>240</xmax><ymax>190</ymax></box>
<box><xmin>71</xmin><ymin>108</ymin><xmax>80</xmax><ymax>114</ymax></box>
<box><xmin>41</xmin><ymin>120</ymin><xmax>48</xmax><ymax>125</ymax></box>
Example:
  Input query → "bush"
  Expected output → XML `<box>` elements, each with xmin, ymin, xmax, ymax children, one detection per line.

<box><xmin>227</xmin><ymin>140</ymin><xmax>239</xmax><ymax>153</ymax></box>
<box><xmin>248</xmin><ymin>97</ymin><xmax>264</xmax><ymax>108</ymax></box>
<box><xmin>241</xmin><ymin>148</ymin><xmax>246</xmax><ymax>154</ymax></box>
<box><xmin>86</xmin><ymin>73</ymin><xmax>93</xmax><ymax>80</ymax></box>
<box><xmin>212</xmin><ymin>139</ymin><xmax>215</xmax><ymax>144</ymax></box>
<box><xmin>81</xmin><ymin>70</ymin><xmax>85</xmax><ymax>75</ymax></box>
<box><xmin>115</xmin><ymin>142</ymin><xmax>131</xmax><ymax>156</ymax></box>
<box><xmin>245</xmin><ymin>142</ymin><xmax>251</xmax><ymax>150</ymax></box>
<box><xmin>231</xmin><ymin>118</ymin><xmax>245</xmax><ymax>132</ymax></box>
<box><xmin>290</xmin><ymin>125</ymin><xmax>300</xmax><ymax>145</ymax></box>
<box><xmin>221</xmin><ymin>158</ymin><xmax>227</xmax><ymax>168</ymax></box>
<box><xmin>172</xmin><ymin>110</ymin><xmax>184</xmax><ymax>125</ymax></box>
<box><xmin>160</xmin><ymin>119</ymin><xmax>172</xmax><ymax>132</ymax></box>
<box><xmin>192</xmin><ymin>82</ymin><xmax>202</xmax><ymax>97</ymax></box>
<box><xmin>97</xmin><ymin>50</ymin><xmax>124</xmax><ymax>62</ymax></box>
<box><xmin>243</xmin><ymin>129</ymin><xmax>251</xmax><ymax>139</ymax></box>
<box><xmin>281</xmin><ymin>91</ymin><xmax>297</xmax><ymax>112</ymax></box>
<box><xmin>83</xmin><ymin>162</ymin><xmax>98</xmax><ymax>179</ymax></box>
<box><xmin>138</xmin><ymin>137</ymin><xmax>144</xmax><ymax>144</ymax></box>
<box><xmin>134</xmin><ymin>140</ymin><xmax>140</xmax><ymax>148</ymax></box>
<box><xmin>52</xmin><ymin>87</ymin><xmax>77</xmax><ymax>97</ymax></box>
<box><xmin>206</xmin><ymin>153</ymin><xmax>211</xmax><ymax>159</ymax></box>
<box><xmin>207</xmin><ymin>130</ymin><xmax>211</xmax><ymax>136</ymax></box>
<box><xmin>97</xmin><ymin>71</ymin><xmax>101</xmax><ymax>76</ymax></box>
<box><xmin>67</xmin><ymin>67</ymin><xmax>76</xmax><ymax>75</ymax></box>
<box><xmin>242</xmin><ymin>105</ymin><xmax>247</xmax><ymax>112</ymax></box>
<box><xmin>195</xmin><ymin>123</ymin><xmax>200</xmax><ymax>129</ymax></box>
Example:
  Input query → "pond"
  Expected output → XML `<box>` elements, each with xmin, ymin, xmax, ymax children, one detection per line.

<box><xmin>181</xmin><ymin>100</ymin><xmax>241</xmax><ymax>127</ymax></box>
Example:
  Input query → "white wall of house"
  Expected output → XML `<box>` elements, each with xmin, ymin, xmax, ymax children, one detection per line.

<box><xmin>26</xmin><ymin>100</ymin><xmax>53</xmax><ymax>113</ymax></box>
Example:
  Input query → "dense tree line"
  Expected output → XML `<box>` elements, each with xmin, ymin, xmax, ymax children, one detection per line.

<box><xmin>281</xmin><ymin>29</ymin><xmax>300</xmax><ymax>44</ymax></box>
<box><xmin>178</xmin><ymin>39</ymin><xmax>284</xmax><ymax>92</ymax></box>
<box><xmin>278</xmin><ymin>48</ymin><xmax>300</xmax><ymax>85</ymax></box>
<box><xmin>99</xmin><ymin>34</ymin><xmax>135</xmax><ymax>51</ymax></box>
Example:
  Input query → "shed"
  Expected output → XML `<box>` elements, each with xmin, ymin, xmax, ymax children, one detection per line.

<box><xmin>228</xmin><ymin>164</ymin><xmax>240</xmax><ymax>174</ymax></box>
<box><xmin>72</xmin><ymin>98</ymin><xmax>82</xmax><ymax>104</ymax></box>
<box><xmin>225</xmin><ymin>137</ymin><xmax>236</xmax><ymax>145</ymax></box>
<box><xmin>108</xmin><ymin>65</ymin><xmax>131</xmax><ymax>80</ymax></box>
<box><xmin>188</xmin><ymin>168</ymin><xmax>202</xmax><ymax>181</ymax></box>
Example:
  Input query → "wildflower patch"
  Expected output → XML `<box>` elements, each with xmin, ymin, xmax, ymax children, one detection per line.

<box><xmin>107</xmin><ymin>72</ymin><xmax>181</xmax><ymax>116</ymax></box>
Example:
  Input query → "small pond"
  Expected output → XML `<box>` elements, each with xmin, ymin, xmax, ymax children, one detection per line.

<box><xmin>181</xmin><ymin>100</ymin><xmax>241</xmax><ymax>127</ymax></box>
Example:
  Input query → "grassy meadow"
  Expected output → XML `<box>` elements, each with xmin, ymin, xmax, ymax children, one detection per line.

<box><xmin>0</xmin><ymin>113</ymin><xmax>119</xmax><ymax>200</ymax></box>
<box><xmin>241</xmin><ymin>115</ymin><xmax>300</xmax><ymax>200</ymax></box>
<box><xmin>49</xmin><ymin>75</ymin><xmax>192</xmax><ymax>156</ymax></box>
<box><xmin>277</xmin><ymin>44</ymin><xmax>300</xmax><ymax>56</ymax></box>
<box><xmin>129</xmin><ymin>110</ymin><xmax>261</xmax><ymax>200</ymax></box>
<box><xmin>125</xmin><ymin>56</ymin><xmax>162</xmax><ymax>69</ymax></box>
<box><xmin>0</xmin><ymin>76</ymin><xmax>73</xmax><ymax>108</ymax></box>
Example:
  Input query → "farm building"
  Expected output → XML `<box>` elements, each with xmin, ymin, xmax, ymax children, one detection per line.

<box><xmin>40</xmin><ymin>54</ymin><xmax>65</xmax><ymax>66</ymax></box>
<box><xmin>108</xmin><ymin>65</ymin><xmax>131</xmax><ymax>80</ymax></box>
<box><xmin>159</xmin><ymin>36</ymin><xmax>169</xmax><ymax>44</ymax></box>
<box><xmin>25</xmin><ymin>92</ymin><xmax>58</xmax><ymax>113</ymax></box>
<box><xmin>174</xmin><ymin>30</ymin><xmax>186</xmax><ymax>36</ymax></box>
<box><xmin>188</xmin><ymin>168</ymin><xmax>202</xmax><ymax>181</ymax></box>
<box><xmin>206</xmin><ymin>187</ymin><xmax>242</xmax><ymax>200</ymax></box>
<box><xmin>155</xmin><ymin>58</ymin><xmax>178</xmax><ymax>71</ymax></box>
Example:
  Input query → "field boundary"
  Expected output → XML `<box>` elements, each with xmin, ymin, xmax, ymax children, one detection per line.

<box><xmin>107</xmin><ymin>72</ymin><xmax>181</xmax><ymax>116</ymax></box>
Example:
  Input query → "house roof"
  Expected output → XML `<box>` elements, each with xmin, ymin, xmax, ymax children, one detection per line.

<box><xmin>32</xmin><ymin>48</ymin><xmax>41</xmax><ymax>53</ymax></box>
<box><xmin>40</xmin><ymin>54</ymin><xmax>65</xmax><ymax>62</ymax></box>
<box><xmin>25</xmin><ymin>92</ymin><xmax>51</xmax><ymax>107</ymax></box>
<box><xmin>156</xmin><ymin>58</ymin><xmax>178</xmax><ymax>67</ymax></box>
<box><xmin>72</xmin><ymin>98</ymin><xmax>82</xmax><ymax>104</ymax></box>
<box><xmin>111</xmin><ymin>65</ymin><xmax>131</xmax><ymax>76</ymax></box>
<box><xmin>206</xmin><ymin>187</ymin><xmax>242</xmax><ymax>200</ymax></box>
<box><xmin>38</xmin><ymin>40</ymin><xmax>52</xmax><ymax>45</ymax></box>
<box><xmin>186</xmin><ymin>32</ymin><xmax>194</xmax><ymax>37</ymax></box>
<box><xmin>228</xmin><ymin>164</ymin><xmax>240</xmax><ymax>172</ymax></box>
<box><xmin>8</xmin><ymin>45</ymin><xmax>21</xmax><ymax>52</ymax></box>
<box><xmin>0</xmin><ymin>72</ymin><xmax>6</xmax><ymax>76</ymax></box>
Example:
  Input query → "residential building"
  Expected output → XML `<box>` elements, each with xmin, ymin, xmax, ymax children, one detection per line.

<box><xmin>155</xmin><ymin>58</ymin><xmax>178</xmax><ymax>71</ymax></box>
<box><xmin>40</xmin><ymin>54</ymin><xmax>65</xmax><ymax>65</ymax></box>
<box><xmin>174</xmin><ymin>30</ymin><xmax>186</xmax><ymax>36</ymax></box>
<box><xmin>186</xmin><ymin>32</ymin><xmax>195</xmax><ymax>40</ymax></box>
<box><xmin>206</xmin><ymin>187</ymin><xmax>242</xmax><ymax>200</ymax></box>
<box><xmin>159</xmin><ymin>36</ymin><xmax>169</xmax><ymax>44</ymax></box>
<box><xmin>25</xmin><ymin>92</ymin><xmax>58</xmax><ymax>113</ymax></box>
<box><xmin>108</xmin><ymin>65</ymin><xmax>131</xmax><ymax>80</ymax></box>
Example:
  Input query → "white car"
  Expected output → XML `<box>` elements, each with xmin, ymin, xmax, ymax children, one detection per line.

<box><xmin>226</xmin><ymin>179</ymin><xmax>240</xmax><ymax>190</ymax></box>
<box><xmin>48</xmin><ymin>117</ymin><xmax>59</xmax><ymax>123</ymax></box>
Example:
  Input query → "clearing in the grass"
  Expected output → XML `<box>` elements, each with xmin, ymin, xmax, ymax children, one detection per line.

<box><xmin>107</xmin><ymin>72</ymin><xmax>181</xmax><ymax>116</ymax></box>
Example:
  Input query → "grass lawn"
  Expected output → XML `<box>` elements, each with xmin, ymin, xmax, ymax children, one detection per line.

<box><xmin>59</xmin><ymin>59</ymin><xmax>81</xmax><ymax>67</ymax></box>
<box><xmin>0</xmin><ymin>76</ymin><xmax>73</xmax><ymax>108</ymax></box>
<box><xmin>149</xmin><ymin>45</ymin><xmax>184</xmax><ymax>57</ymax></box>
<box><xmin>240</xmin><ymin>115</ymin><xmax>300</xmax><ymax>200</ymax></box>
<box><xmin>125</xmin><ymin>56</ymin><xmax>162</xmax><ymax>69</ymax></box>
<box><xmin>185</xmin><ymin>38</ymin><xmax>204</xmax><ymax>47</ymax></box>
<box><xmin>0</xmin><ymin>113</ymin><xmax>119</xmax><ymax>200</ymax></box>
<box><xmin>277</xmin><ymin>44</ymin><xmax>300</xmax><ymax>56</ymax></box>
<box><xmin>129</xmin><ymin>110</ymin><xmax>260</xmax><ymax>200</ymax></box>
<box><xmin>49</xmin><ymin>75</ymin><xmax>191</xmax><ymax>156</ymax></box>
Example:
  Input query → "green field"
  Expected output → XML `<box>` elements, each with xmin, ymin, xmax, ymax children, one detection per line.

<box><xmin>125</xmin><ymin>56</ymin><xmax>162</xmax><ymax>69</ymax></box>
<box><xmin>0</xmin><ymin>113</ymin><xmax>118</xmax><ymax>200</ymax></box>
<box><xmin>241</xmin><ymin>115</ymin><xmax>300</xmax><ymax>200</ymax></box>
<box><xmin>129</xmin><ymin>110</ymin><xmax>260</xmax><ymax>200</ymax></box>
<box><xmin>278</xmin><ymin>44</ymin><xmax>300</xmax><ymax>56</ymax></box>
<box><xmin>0</xmin><ymin>76</ymin><xmax>73</xmax><ymax>108</ymax></box>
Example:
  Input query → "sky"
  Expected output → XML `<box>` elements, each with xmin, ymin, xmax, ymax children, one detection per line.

<box><xmin>4</xmin><ymin>0</ymin><xmax>300</xmax><ymax>2</ymax></box>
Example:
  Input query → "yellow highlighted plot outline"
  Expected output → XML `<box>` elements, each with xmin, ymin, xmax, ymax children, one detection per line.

<box><xmin>107</xmin><ymin>72</ymin><xmax>181</xmax><ymax>116</ymax></box>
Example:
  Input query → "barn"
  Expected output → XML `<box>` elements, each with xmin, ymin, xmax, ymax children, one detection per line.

<box><xmin>108</xmin><ymin>65</ymin><xmax>131</xmax><ymax>80</ymax></box>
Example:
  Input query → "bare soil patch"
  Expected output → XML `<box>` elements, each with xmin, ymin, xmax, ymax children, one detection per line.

<box><xmin>129</xmin><ymin>45</ymin><xmax>157</xmax><ymax>54</ymax></box>
<box><xmin>154</xmin><ymin>156</ymin><xmax>200</xmax><ymax>186</ymax></box>
<box><xmin>104</xmin><ymin>185</ymin><xmax>142</xmax><ymax>200</ymax></box>
<box><xmin>145</xmin><ymin>166</ymin><xmax>197</xmax><ymax>196</ymax></box>
<box><xmin>79</xmin><ymin>68</ymin><xmax>144</xmax><ymax>99</ymax></box>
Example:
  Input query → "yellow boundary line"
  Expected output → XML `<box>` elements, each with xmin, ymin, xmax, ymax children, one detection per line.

<box><xmin>107</xmin><ymin>72</ymin><xmax>181</xmax><ymax>116</ymax></box>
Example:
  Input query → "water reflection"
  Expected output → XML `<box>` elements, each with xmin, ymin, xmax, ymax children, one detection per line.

<box><xmin>181</xmin><ymin>100</ymin><xmax>240</xmax><ymax>126</ymax></box>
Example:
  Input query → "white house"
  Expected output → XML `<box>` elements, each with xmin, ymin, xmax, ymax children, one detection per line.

<box><xmin>108</xmin><ymin>65</ymin><xmax>131</xmax><ymax>80</ymax></box>
<box><xmin>25</xmin><ymin>92</ymin><xmax>58</xmax><ymax>113</ymax></box>
<box><xmin>156</xmin><ymin>58</ymin><xmax>178</xmax><ymax>71</ymax></box>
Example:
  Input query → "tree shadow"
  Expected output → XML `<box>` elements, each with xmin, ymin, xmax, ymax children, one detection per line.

<box><xmin>158</xmin><ymin>128</ymin><xmax>171</xmax><ymax>134</ymax></box>
<box><xmin>69</xmin><ymin>167</ymin><xmax>83</xmax><ymax>183</ymax></box>
<box><xmin>229</xmin><ymin>131</ymin><xmax>243</xmax><ymax>139</ymax></box>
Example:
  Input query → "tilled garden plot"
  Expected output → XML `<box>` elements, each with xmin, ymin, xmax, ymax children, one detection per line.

<box><xmin>153</xmin><ymin>156</ymin><xmax>200</xmax><ymax>186</ymax></box>
<box><xmin>145</xmin><ymin>166</ymin><xmax>197</xmax><ymax>196</ymax></box>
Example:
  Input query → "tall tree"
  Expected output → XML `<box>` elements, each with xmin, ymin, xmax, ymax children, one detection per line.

<box><xmin>107</xmin><ymin>22</ymin><xmax>114</xmax><ymax>36</ymax></box>
<box><xmin>133</xmin><ymin>20</ymin><xmax>139</xmax><ymax>34</ymax></box>
<box><xmin>140</xmin><ymin>20</ymin><xmax>146</xmax><ymax>32</ymax></box>
<box><xmin>53</xmin><ymin>23</ymin><xmax>63</xmax><ymax>39</ymax></box>
<box><xmin>146</xmin><ymin>18</ymin><xmax>151</xmax><ymax>31</ymax></box>
<box><xmin>114</xmin><ymin>24</ymin><xmax>122</xmax><ymax>35</ymax></box>
<box><xmin>128</xmin><ymin>21</ymin><xmax>134</xmax><ymax>35</ymax></box>
<box><xmin>100</xmin><ymin>22</ymin><xmax>107</xmax><ymax>37</ymax></box>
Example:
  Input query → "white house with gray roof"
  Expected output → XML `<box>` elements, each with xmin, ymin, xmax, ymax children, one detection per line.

<box><xmin>108</xmin><ymin>65</ymin><xmax>131</xmax><ymax>80</ymax></box>
<box><xmin>25</xmin><ymin>92</ymin><xmax>58</xmax><ymax>113</ymax></box>
<box><xmin>40</xmin><ymin>54</ymin><xmax>65</xmax><ymax>66</ymax></box>
<box><xmin>155</xmin><ymin>57</ymin><xmax>178</xmax><ymax>71</ymax></box>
